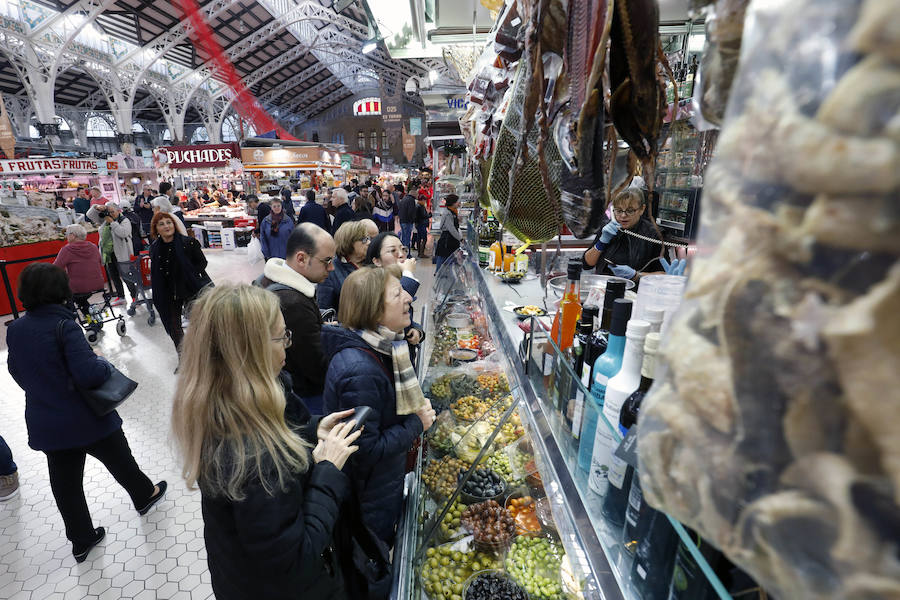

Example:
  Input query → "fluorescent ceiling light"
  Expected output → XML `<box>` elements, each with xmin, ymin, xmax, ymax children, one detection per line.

<box><xmin>429</xmin><ymin>70</ymin><xmax>438</xmax><ymax>84</ymax></box>
<box><xmin>361</xmin><ymin>39</ymin><xmax>379</xmax><ymax>54</ymax></box>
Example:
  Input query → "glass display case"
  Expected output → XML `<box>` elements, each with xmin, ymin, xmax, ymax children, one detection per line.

<box><xmin>391</xmin><ymin>246</ymin><xmax>740</xmax><ymax>600</ymax></box>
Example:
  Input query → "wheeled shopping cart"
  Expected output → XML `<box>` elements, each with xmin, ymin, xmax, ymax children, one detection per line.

<box><xmin>121</xmin><ymin>252</ymin><xmax>156</xmax><ymax>326</ymax></box>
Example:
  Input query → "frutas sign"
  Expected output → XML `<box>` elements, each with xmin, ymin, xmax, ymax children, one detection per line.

<box><xmin>0</xmin><ymin>157</ymin><xmax>99</xmax><ymax>174</ymax></box>
<box><xmin>159</xmin><ymin>143</ymin><xmax>240</xmax><ymax>169</ymax></box>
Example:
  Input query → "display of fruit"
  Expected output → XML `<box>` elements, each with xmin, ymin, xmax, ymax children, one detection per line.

<box><xmin>505</xmin><ymin>537</ymin><xmax>565</xmax><ymax>600</ymax></box>
<box><xmin>461</xmin><ymin>500</ymin><xmax>516</xmax><ymax>549</ymax></box>
<box><xmin>507</xmin><ymin>495</ymin><xmax>542</xmax><ymax>535</ymax></box>
<box><xmin>458</xmin><ymin>467</ymin><xmax>505</xmax><ymax>499</ymax></box>
<box><xmin>420</xmin><ymin>544</ymin><xmax>501</xmax><ymax>600</ymax></box>
<box><xmin>476</xmin><ymin>372</ymin><xmax>509</xmax><ymax>398</ymax></box>
<box><xmin>484</xmin><ymin>450</ymin><xmax>514</xmax><ymax>481</ymax></box>
<box><xmin>428</xmin><ymin>411</ymin><xmax>458</xmax><ymax>456</ymax></box>
<box><xmin>438</xmin><ymin>499</ymin><xmax>465</xmax><ymax>540</ymax></box>
<box><xmin>424</xmin><ymin>456</ymin><xmax>471</xmax><ymax>499</ymax></box>
<box><xmin>452</xmin><ymin>395</ymin><xmax>492</xmax><ymax>421</ymax></box>
<box><xmin>464</xmin><ymin>571</ymin><xmax>528</xmax><ymax>600</ymax></box>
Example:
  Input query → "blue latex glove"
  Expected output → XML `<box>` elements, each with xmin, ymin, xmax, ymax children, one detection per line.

<box><xmin>610</xmin><ymin>264</ymin><xmax>636</xmax><ymax>279</ymax></box>
<box><xmin>660</xmin><ymin>258</ymin><xmax>686</xmax><ymax>276</ymax></box>
<box><xmin>598</xmin><ymin>220</ymin><xmax>621</xmax><ymax>245</ymax></box>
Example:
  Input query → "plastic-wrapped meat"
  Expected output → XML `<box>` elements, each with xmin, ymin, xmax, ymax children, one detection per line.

<box><xmin>698</xmin><ymin>0</ymin><xmax>750</xmax><ymax>126</ymax></box>
<box><xmin>636</xmin><ymin>1</ymin><xmax>900</xmax><ymax>598</ymax></box>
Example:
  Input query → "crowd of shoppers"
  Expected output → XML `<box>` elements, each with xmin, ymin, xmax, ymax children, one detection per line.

<box><xmin>5</xmin><ymin>178</ymin><xmax>439</xmax><ymax>597</ymax></box>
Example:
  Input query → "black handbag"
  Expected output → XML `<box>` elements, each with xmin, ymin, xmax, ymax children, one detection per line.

<box><xmin>336</xmin><ymin>490</ymin><xmax>393</xmax><ymax>600</ymax></box>
<box><xmin>56</xmin><ymin>321</ymin><xmax>138</xmax><ymax>416</ymax></box>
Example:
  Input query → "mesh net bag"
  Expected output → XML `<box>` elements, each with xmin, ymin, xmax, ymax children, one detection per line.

<box><xmin>637</xmin><ymin>1</ymin><xmax>900</xmax><ymax>598</ymax></box>
<box><xmin>488</xmin><ymin>61</ymin><xmax>563</xmax><ymax>243</ymax></box>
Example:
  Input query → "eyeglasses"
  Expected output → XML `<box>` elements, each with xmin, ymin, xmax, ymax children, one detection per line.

<box><xmin>313</xmin><ymin>255</ymin><xmax>334</xmax><ymax>266</ymax></box>
<box><xmin>358</xmin><ymin>236</ymin><xmax>372</xmax><ymax>244</ymax></box>
<box><xmin>613</xmin><ymin>207</ymin><xmax>642</xmax><ymax>217</ymax></box>
<box><xmin>272</xmin><ymin>329</ymin><xmax>292</xmax><ymax>348</ymax></box>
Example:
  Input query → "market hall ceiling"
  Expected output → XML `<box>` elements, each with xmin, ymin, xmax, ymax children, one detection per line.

<box><xmin>0</xmin><ymin>0</ymin><xmax>440</xmax><ymax>129</ymax></box>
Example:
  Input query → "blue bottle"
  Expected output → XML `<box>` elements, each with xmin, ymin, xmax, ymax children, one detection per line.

<box><xmin>577</xmin><ymin>298</ymin><xmax>632</xmax><ymax>472</ymax></box>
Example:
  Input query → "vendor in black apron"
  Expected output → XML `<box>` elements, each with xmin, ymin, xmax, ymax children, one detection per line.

<box><xmin>582</xmin><ymin>188</ymin><xmax>684</xmax><ymax>283</ymax></box>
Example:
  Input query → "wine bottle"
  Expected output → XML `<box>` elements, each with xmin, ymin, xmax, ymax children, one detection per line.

<box><xmin>549</xmin><ymin>258</ymin><xmax>583</xmax><ymax>352</ymax></box>
<box><xmin>587</xmin><ymin>280</ymin><xmax>627</xmax><ymax>368</ymax></box>
<box><xmin>578</xmin><ymin>298</ymin><xmax>632</xmax><ymax>472</ymax></box>
<box><xmin>569</xmin><ymin>305</ymin><xmax>599</xmax><ymax>438</ymax></box>
<box><xmin>589</xmin><ymin>318</ymin><xmax>650</xmax><ymax>495</ymax></box>
<box><xmin>601</xmin><ymin>332</ymin><xmax>660</xmax><ymax>525</ymax></box>
<box><xmin>566</xmin><ymin>316</ymin><xmax>595</xmax><ymax>432</ymax></box>
<box><xmin>631</xmin><ymin>510</ymin><xmax>679</xmax><ymax>600</ymax></box>
<box><xmin>667</xmin><ymin>532</ymin><xmax>724</xmax><ymax>600</ymax></box>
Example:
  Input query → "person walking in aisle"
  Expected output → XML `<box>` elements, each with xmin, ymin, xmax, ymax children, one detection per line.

<box><xmin>149</xmin><ymin>212</ymin><xmax>213</xmax><ymax>354</ymax></box>
<box><xmin>414</xmin><ymin>193</ymin><xmax>431</xmax><ymax>258</ymax></box>
<box><xmin>329</xmin><ymin>188</ymin><xmax>355</xmax><ymax>235</ymax></box>
<box><xmin>433</xmin><ymin>194</ymin><xmax>462</xmax><ymax>271</ymax></box>
<box><xmin>255</xmin><ymin>223</ymin><xmax>336</xmax><ymax>414</ymax></box>
<box><xmin>135</xmin><ymin>187</ymin><xmax>155</xmax><ymax>236</ymax></box>
<box><xmin>150</xmin><ymin>196</ymin><xmax>189</xmax><ymax>235</ymax></box>
<box><xmin>260</xmin><ymin>198</ymin><xmax>295</xmax><ymax>261</ymax></box>
<box><xmin>279</xmin><ymin>185</ymin><xmax>297</xmax><ymax>223</ymax></box>
<box><xmin>298</xmin><ymin>189</ymin><xmax>329</xmax><ymax>231</ymax></box>
<box><xmin>398</xmin><ymin>183</ymin><xmax>418</xmax><ymax>258</ymax></box>
<box><xmin>54</xmin><ymin>224</ymin><xmax>105</xmax><ymax>316</ymax></box>
<box><xmin>316</xmin><ymin>221</ymin><xmax>370</xmax><ymax>314</ymax></box>
<box><xmin>6</xmin><ymin>263</ymin><xmax>166</xmax><ymax>563</ymax></box>
<box><xmin>0</xmin><ymin>434</ymin><xmax>19</xmax><ymax>501</ymax></box>
<box><xmin>86</xmin><ymin>202</ymin><xmax>137</xmax><ymax>307</ymax></box>
<box><xmin>171</xmin><ymin>283</ymin><xmax>361</xmax><ymax>600</ymax></box>
<box><xmin>322</xmin><ymin>266</ymin><xmax>436</xmax><ymax>550</ymax></box>
<box><xmin>372</xmin><ymin>186</ymin><xmax>393</xmax><ymax>233</ymax></box>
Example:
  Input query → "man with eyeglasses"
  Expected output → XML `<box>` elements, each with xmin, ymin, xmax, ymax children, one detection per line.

<box><xmin>254</xmin><ymin>223</ymin><xmax>336</xmax><ymax>413</ymax></box>
<box><xmin>582</xmin><ymin>187</ymin><xmax>666</xmax><ymax>282</ymax></box>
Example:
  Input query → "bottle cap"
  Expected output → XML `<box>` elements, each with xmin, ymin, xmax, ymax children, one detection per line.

<box><xmin>567</xmin><ymin>258</ymin><xmax>583</xmax><ymax>280</ymax></box>
<box><xmin>603</xmin><ymin>280</ymin><xmax>626</xmax><ymax>310</ymax></box>
<box><xmin>625</xmin><ymin>319</ymin><xmax>651</xmax><ymax>340</ymax></box>
<box><xmin>645</xmin><ymin>308</ymin><xmax>665</xmax><ymax>333</ymax></box>
<box><xmin>582</xmin><ymin>304</ymin><xmax>599</xmax><ymax>322</ymax></box>
<box><xmin>577</xmin><ymin>319</ymin><xmax>593</xmax><ymax>334</ymax></box>
<box><xmin>644</xmin><ymin>332</ymin><xmax>661</xmax><ymax>354</ymax></box>
<box><xmin>609</xmin><ymin>298</ymin><xmax>633</xmax><ymax>336</ymax></box>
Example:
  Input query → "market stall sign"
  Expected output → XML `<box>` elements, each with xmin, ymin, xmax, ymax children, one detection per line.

<box><xmin>241</xmin><ymin>146</ymin><xmax>324</xmax><ymax>169</ymax></box>
<box><xmin>159</xmin><ymin>143</ymin><xmax>241</xmax><ymax>169</ymax></box>
<box><xmin>0</xmin><ymin>157</ymin><xmax>99</xmax><ymax>174</ymax></box>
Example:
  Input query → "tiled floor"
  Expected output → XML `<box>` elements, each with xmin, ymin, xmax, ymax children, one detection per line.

<box><xmin>0</xmin><ymin>245</ymin><xmax>436</xmax><ymax>600</ymax></box>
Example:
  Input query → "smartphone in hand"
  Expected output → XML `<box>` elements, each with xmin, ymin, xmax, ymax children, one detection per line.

<box><xmin>346</xmin><ymin>406</ymin><xmax>373</xmax><ymax>434</ymax></box>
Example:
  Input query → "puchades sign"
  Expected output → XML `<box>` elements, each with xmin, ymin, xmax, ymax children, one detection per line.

<box><xmin>157</xmin><ymin>143</ymin><xmax>241</xmax><ymax>170</ymax></box>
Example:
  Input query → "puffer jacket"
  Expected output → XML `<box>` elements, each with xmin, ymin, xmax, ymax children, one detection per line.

<box><xmin>86</xmin><ymin>206</ymin><xmax>134</xmax><ymax>263</ymax></box>
<box><xmin>321</xmin><ymin>325</ymin><xmax>423</xmax><ymax>547</ymax></box>
<box><xmin>315</xmin><ymin>258</ymin><xmax>358</xmax><ymax>313</ymax></box>
<box><xmin>7</xmin><ymin>304</ymin><xmax>120</xmax><ymax>451</ymax></box>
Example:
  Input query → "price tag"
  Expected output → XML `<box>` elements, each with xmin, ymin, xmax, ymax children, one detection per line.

<box><xmin>613</xmin><ymin>427</ymin><xmax>639</xmax><ymax>469</ymax></box>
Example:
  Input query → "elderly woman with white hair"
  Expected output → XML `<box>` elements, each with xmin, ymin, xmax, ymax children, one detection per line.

<box><xmin>150</xmin><ymin>196</ymin><xmax>188</xmax><ymax>235</ymax></box>
<box><xmin>54</xmin><ymin>224</ymin><xmax>105</xmax><ymax>315</ymax></box>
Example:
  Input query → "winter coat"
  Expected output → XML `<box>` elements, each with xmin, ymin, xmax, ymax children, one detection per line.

<box><xmin>330</xmin><ymin>204</ymin><xmax>355</xmax><ymax>236</ymax></box>
<box><xmin>316</xmin><ymin>258</ymin><xmax>357</xmax><ymax>313</ymax></box>
<box><xmin>86</xmin><ymin>207</ymin><xmax>134</xmax><ymax>264</ymax></box>
<box><xmin>255</xmin><ymin>202</ymin><xmax>271</xmax><ymax>235</ymax></box>
<box><xmin>279</xmin><ymin>187</ymin><xmax>297</xmax><ymax>222</ymax></box>
<box><xmin>122</xmin><ymin>209</ymin><xmax>144</xmax><ymax>255</ymax></box>
<box><xmin>7</xmin><ymin>304</ymin><xmax>121</xmax><ymax>451</ymax></box>
<box><xmin>256</xmin><ymin>259</ymin><xmax>327</xmax><ymax>398</ymax></box>
<box><xmin>321</xmin><ymin>325</ymin><xmax>423</xmax><ymax>547</ymax></box>
<box><xmin>54</xmin><ymin>241</ymin><xmax>105</xmax><ymax>295</ymax></box>
<box><xmin>202</xmin><ymin>376</ymin><xmax>350</xmax><ymax>600</ymax></box>
<box><xmin>135</xmin><ymin>195</ymin><xmax>155</xmax><ymax>232</ymax></box>
<box><xmin>298</xmin><ymin>200</ymin><xmax>329</xmax><ymax>232</ymax></box>
<box><xmin>582</xmin><ymin>216</ymin><xmax>663</xmax><ymax>275</ymax></box>
<box><xmin>260</xmin><ymin>214</ymin><xmax>295</xmax><ymax>261</ymax></box>
<box><xmin>398</xmin><ymin>194</ymin><xmax>417</xmax><ymax>224</ymax></box>
<box><xmin>415</xmin><ymin>203</ymin><xmax>431</xmax><ymax>228</ymax></box>
<box><xmin>72</xmin><ymin>196</ymin><xmax>90</xmax><ymax>215</ymax></box>
<box><xmin>149</xmin><ymin>234</ymin><xmax>212</xmax><ymax>321</ymax></box>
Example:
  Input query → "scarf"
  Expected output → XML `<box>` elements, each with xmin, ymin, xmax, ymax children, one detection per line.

<box><xmin>270</xmin><ymin>209</ymin><xmax>284</xmax><ymax>234</ymax></box>
<box><xmin>357</xmin><ymin>326</ymin><xmax>429</xmax><ymax>415</ymax></box>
